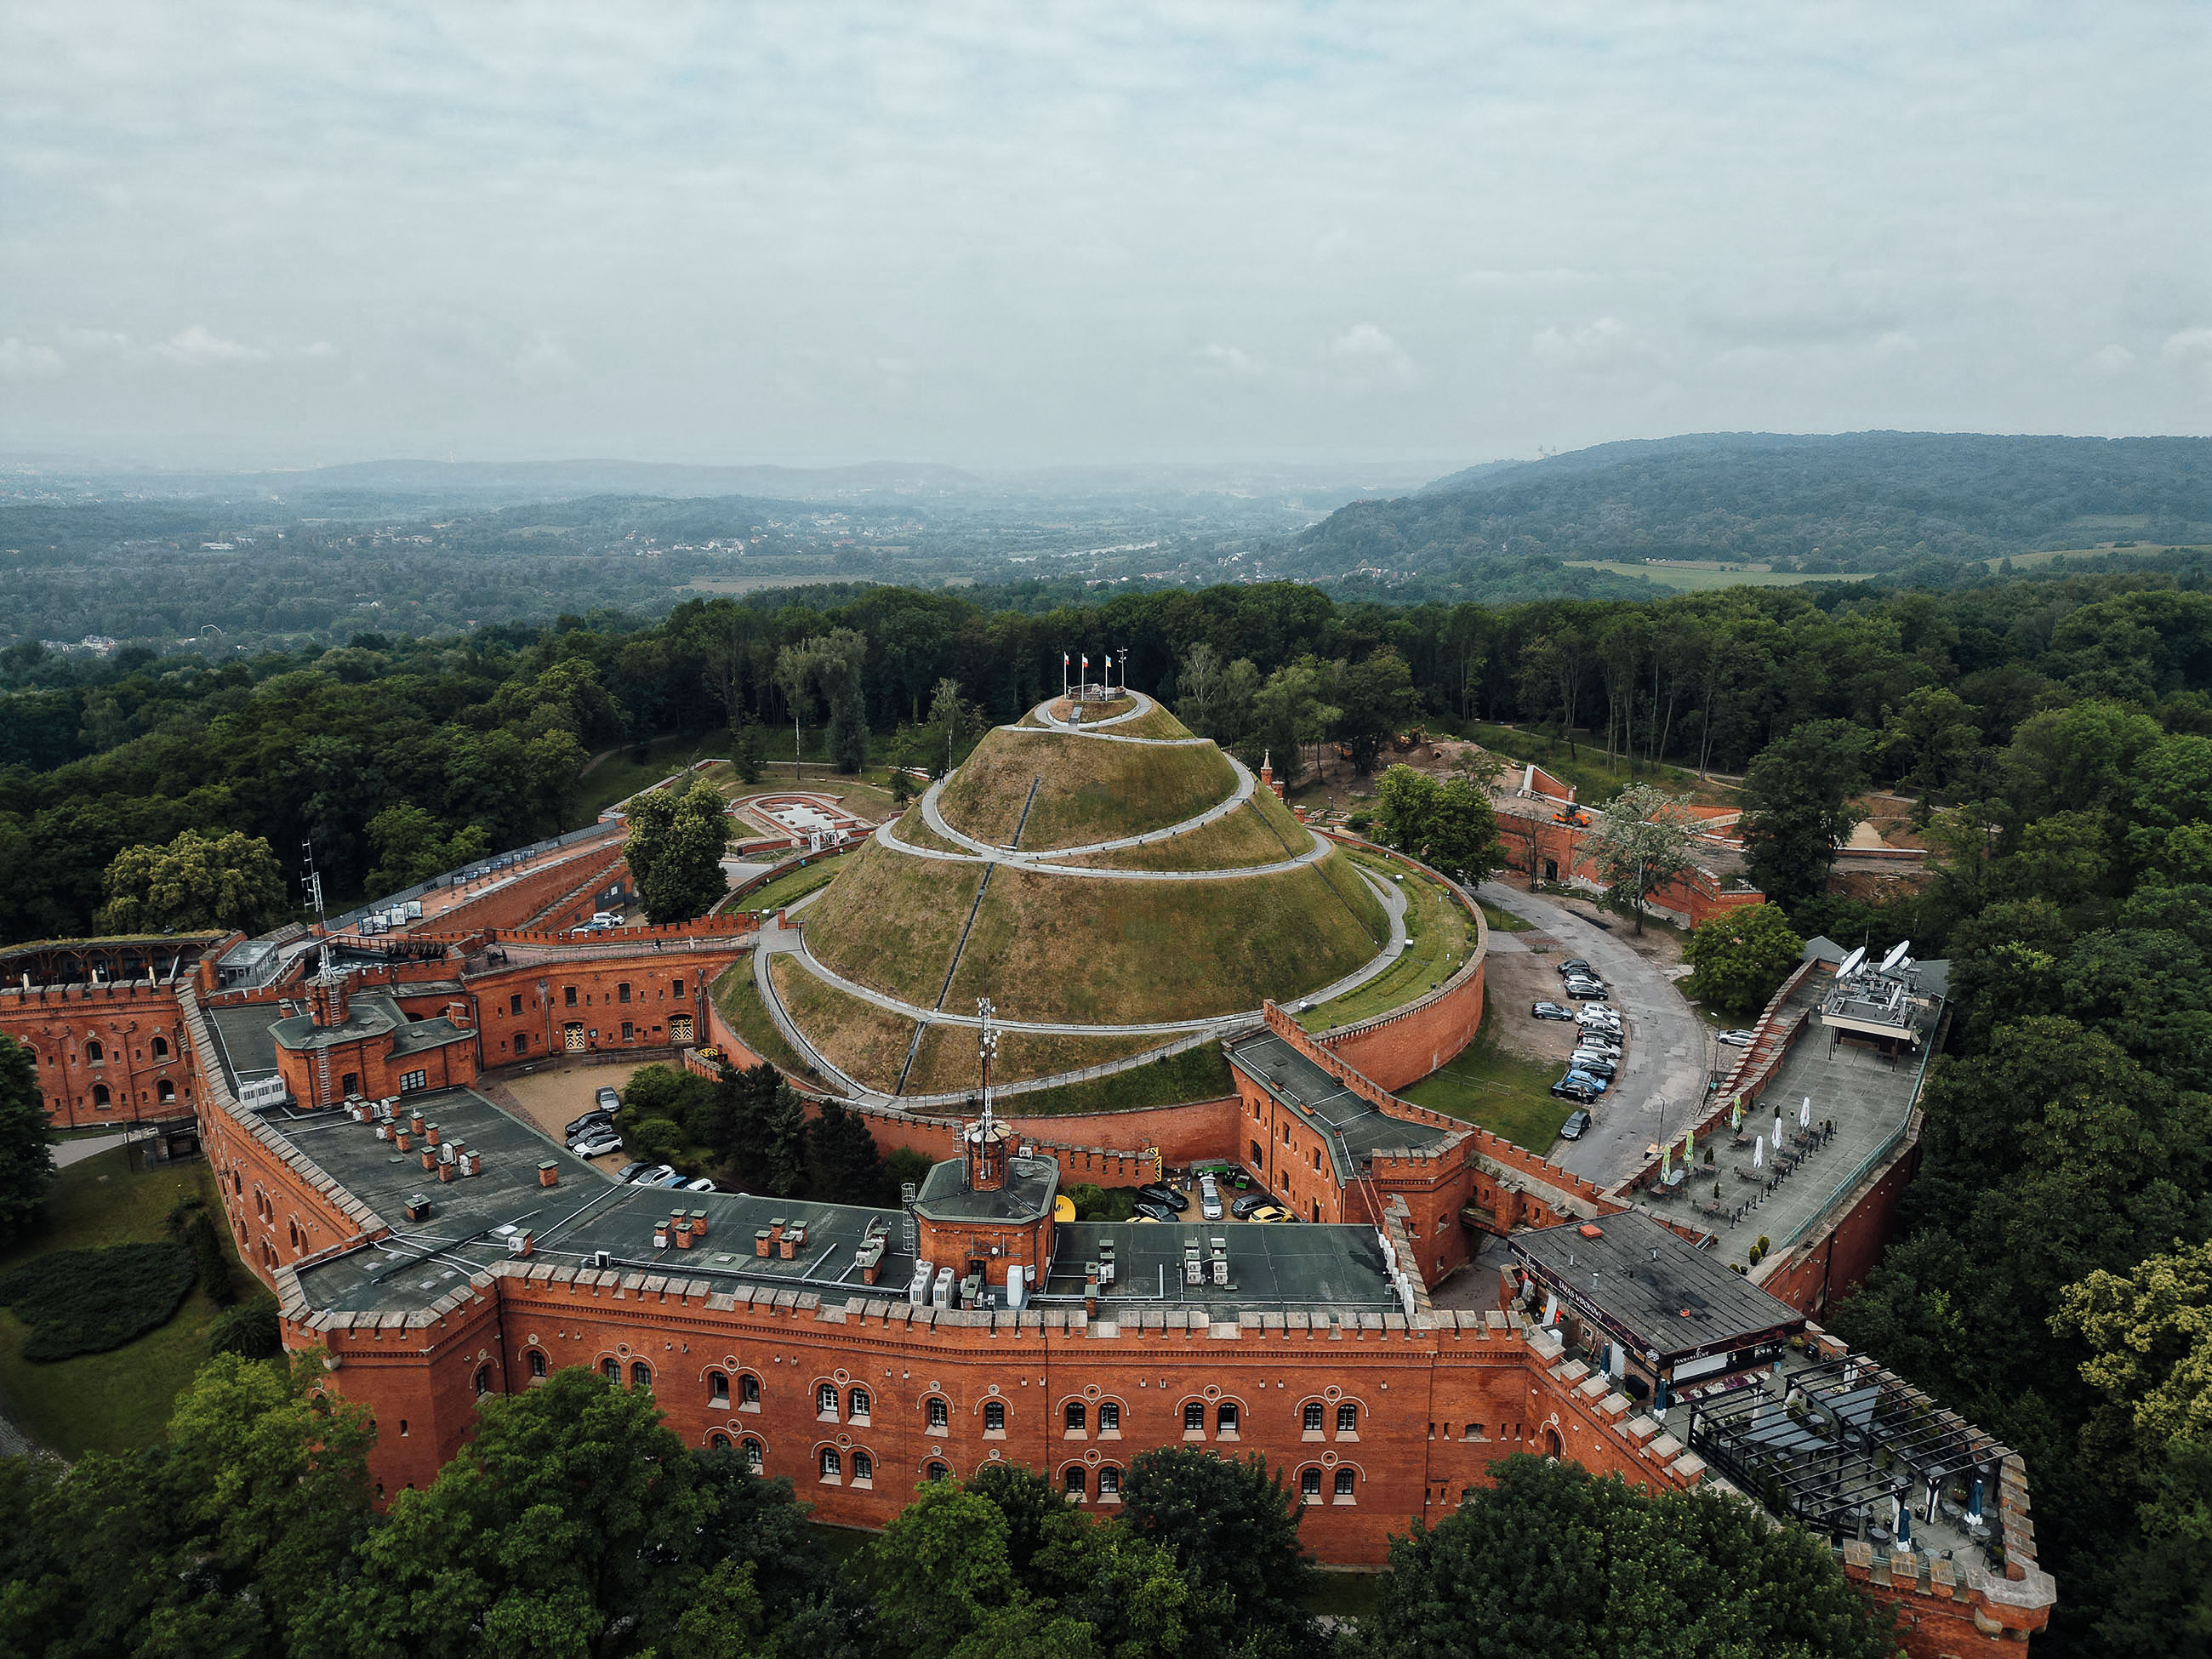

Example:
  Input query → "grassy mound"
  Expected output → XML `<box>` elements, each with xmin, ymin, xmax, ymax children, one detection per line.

<box><xmin>944</xmin><ymin>851</ymin><xmax>1388</xmax><ymax>1024</ymax></box>
<box><xmin>1105</xmin><ymin>704</ymin><xmax>1194</xmax><ymax>740</ymax></box>
<box><xmin>710</xmin><ymin>967</ymin><xmax>830</xmax><ymax>1088</ymax></box>
<box><xmin>936</xmin><ymin>727</ymin><xmax>1234</xmax><ymax>851</ymax></box>
<box><xmin>989</xmin><ymin>1044</ymin><xmax>1237</xmax><ymax>1116</ymax></box>
<box><xmin>1063</xmin><ymin>788</ymin><xmax>1308</xmax><ymax>871</ymax></box>
<box><xmin>1303</xmin><ymin>852</ymin><xmax>1475</xmax><ymax>1028</ymax></box>
<box><xmin>889</xmin><ymin>801</ymin><xmax>971</xmax><ymax>854</ymax></box>
<box><xmin>769</xmin><ymin>956</ymin><xmax>918</xmax><ymax>1093</ymax></box>
<box><xmin>799</xmin><ymin>838</ymin><xmax>986</xmax><ymax>1006</ymax></box>
<box><xmin>900</xmin><ymin>1025</ymin><xmax>1174</xmax><ymax>1095</ymax></box>
<box><xmin>0</xmin><ymin>1242</ymin><xmax>196</xmax><ymax>1363</ymax></box>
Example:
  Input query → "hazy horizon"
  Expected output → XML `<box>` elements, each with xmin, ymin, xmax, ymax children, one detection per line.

<box><xmin>3</xmin><ymin>3</ymin><xmax>2206</xmax><ymax>470</ymax></box>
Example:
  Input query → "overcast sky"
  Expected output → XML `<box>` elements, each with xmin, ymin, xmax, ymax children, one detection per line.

<box><xmin>1</xmin><ymin>2</ymin><xmax>2205</xmax><ymax>470</ymax></box>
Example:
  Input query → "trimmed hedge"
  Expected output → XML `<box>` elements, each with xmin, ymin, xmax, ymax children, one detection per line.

<box><xmin>0</xmin><ymin>1241</ymin><xmax>197</xmax><ymax>1362</ymax></box>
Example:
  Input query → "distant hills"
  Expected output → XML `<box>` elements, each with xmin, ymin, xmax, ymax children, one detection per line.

<box><xmin>1290</xmin><ymin>431</ymin><xmax>2211</xmax><ymax>581</ymax></box>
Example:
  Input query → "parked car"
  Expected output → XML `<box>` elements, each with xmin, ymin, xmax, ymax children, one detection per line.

<box><xmin>1558</xmin><ymin>958</ymin><xmax>1593</xmax><ymax>977</ymax></box>
<box><xmin>1231</xmin><ymin>1192</ymin><xmax>1273</xmax><ymax>1218</ymax></box>
<box><xmin>1718</xmin><ymin>1029</ymin><xmax>1756</xmax><ymax>1047</ymax></box>
<box><xmin>1559</xmin><ymin>1109</ymin><xmax>1593</xmax><ymax>1140</ymax></box>
<box><xmin>1565</xmin><ymin>981</ymin><xmax>1609</xmax><ymax>1001</ymax></box>
<box><xmin>632</xmin><ymin>1163</ymin><xmax>676</xmax><ymax>1185</ymax></box>
<box><xmin>1247</xmin><ymin>1204</ymin><xmax>1294</xmax><ymax>1223</ymax></box>
<box><xmin>1569</xmin><ymin>1054</ymin><xmax>1617</xmax><ymax>1080</ymax></box>
<box><xmin>1133</xmin><ymin>1199</ymin><xmax>1177</xmax><ymax>1223</ymax></box>
<box><xmin>615</xmin><ymin>1160</ymin><xmax>650</xmax><ymax>1183</ymax></box>
<box><xmin>1578</xmin><ymin>1006</ymin><xmax>1623</xmax><ymax>1028</ymax></box>
<box><xmin>1199</xmin><ymin>1174</ymin><xmax>1223</xmax><ymax>1222</ymax></box>
<box><xmin>1137</xmin><ymin>1183</ymin><xmax>1189</xmax><ymax>1213</ymax></box>
<box><xmin>657</xmin><ymin>1174</ymin><xmax>690</xmax><ymax>1189</ymax></box>
<box><xmin>1531</xmin><ymin>1001</ymin><xmax>1576</xmax><ymax>1021</ymax></box>
<box><xmin>1575</xmin><ymin>1033</ymin><xmax>1622</xmax><ymax>1053</ymax></box>
<box><xmin>573</xmin><ymin>1134</ymin><xmax>623</xmax><ymax>1159</ymax></box>
<box><xmin>684</xmin><ymin>1177</ymin><xmax>716</xmax><ymax>1192</ymax></box>
<box><xmin>565</xmin><ymin>1109</ymin><xmax>615</xmax><ymax>1140</ymax></box>
<box><xmin>595</xmin><ymin>1086</ymin><xmax>621</xmax><ymax>1111</ymax></box>
<box><xmin>1550</xmin><ymin>1073</ymin><xmax>1604</xmax><ymax>1103</ymax></box>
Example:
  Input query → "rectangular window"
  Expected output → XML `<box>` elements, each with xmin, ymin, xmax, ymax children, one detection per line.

<box><xmin>510</xmin><ymin>994</ymin><xmax>523</xmax><ymax>1016</ymax></box>
<box><xmin>673</xmin><ymin>978</ymin><xmax>687</xmax><ymax>998</ymax></box>
<box><xmin>620</xmin><ymin>1023</ymin><xmax>634</xmax><ymax>1042</ymax></box>
<box><xmin>341</xmin><ymin>1072</ymin><xmax>359</xmax><ymax>1096</ymax></box>
<box><xmin>1183</xmin><ymin>1401</ymin><xmax>1206</xmax><ymax>1436</ymax></box>
<box><xmin>399</xmin><ymin>1069</ymin><xmax>427</xmax><ymax>1092</ymax></box>
<box><xmin>564</xmin><ymin>986</ymin><xmax>578</xmax><ymax>1006</ymax></box>
<box><xmin>818</xmin><ymin>1383</ymin><xmax>839</xmax><ymax>1419</ymax></box>
<box><xmin>618</xmin><ymin>983</ymin><xmax>631</xmax><ymax>1004</ymax></box>
<box><xmin>1097</xmin><ymin>1400</ymin><xmax>1120</xmax><ymax>1435</ymax></box>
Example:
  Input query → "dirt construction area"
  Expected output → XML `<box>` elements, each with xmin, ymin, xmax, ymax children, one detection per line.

<box><xmin>479</xmin><ymin>1059</ymin><xmax>645</xmax><ymax>1176</ymax></box>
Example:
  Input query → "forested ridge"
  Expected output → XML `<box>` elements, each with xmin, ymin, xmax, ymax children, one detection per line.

<box><xmin>1295</xmin><ymin>431</ymin><xmax>2211</xmax><ymax>579</ymax></box>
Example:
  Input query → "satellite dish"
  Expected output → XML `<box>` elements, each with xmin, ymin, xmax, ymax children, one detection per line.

<box><xmin>1878</xmin><ymin>940</ymin><xmax>1911</xmax><ymax>974</ymax></box>
<box><xmin>1837</xmin><ymin>946</ymin><xmax>1867</xmax><ymax>978</ymax></box>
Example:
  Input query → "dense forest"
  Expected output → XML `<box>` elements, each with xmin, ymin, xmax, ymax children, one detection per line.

<box><xmin>1293</xmin><ymin>431</ymin><xmax>2211</xmax><ymax>580</ymax></box>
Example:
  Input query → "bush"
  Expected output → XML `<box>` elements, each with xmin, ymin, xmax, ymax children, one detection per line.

<box><xmin>1063</xmin><ymin>1183</ymin><xmax>1140</xmax><ymax>1222</ymax></box>
<box><xmin>884</xmin><ymin>1146</ymin><xmax>934</xmax><ymax>1195</ymax></box>
<box><xmin>185</xmin><ymin>1208</ymin><xmax>237</xmax><ymax>1306</ymax></box>
<box><xmin>206</xmin><ymin>1297</ymin><xmax>283</xmax><ymax>1360</ymax></box>
<box><xmin>0</xmin><ymin>1241</ymin><xmax>197</xmax><ymax>1361</ymax></box>
<box><xmin>1684</xmin><ymin>904</ymin><xmax>1806</xmax><ymax>1015</ymax></box>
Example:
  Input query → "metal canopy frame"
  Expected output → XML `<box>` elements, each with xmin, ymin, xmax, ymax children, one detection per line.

<box><xmin>1686</xmin><ymin>1354</ymin><xmax>2006</xmax><ymax>1538</ymax></box>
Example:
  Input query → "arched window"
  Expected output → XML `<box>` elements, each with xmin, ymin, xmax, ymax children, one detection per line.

<box><xmin>848</xmin><ymin>1387</ymin><xmax>869</xmax><ymax>1420</ymax></box>
<box><xmin>1183</xmin><ymin>1401</ymin><xmax>1206</xmax><ymax>1434</ymax></box>
<box><xmin>817</xmin><ymin>1383</ymin><xmax>840</xmax><ymax>1419</ymax></box>
<box><xmin>1300</xmin><ymin>1468</ymin><xmax>1322</xmax><ymax>1502</ymax></box>
<box><xmin>1337</xmin><ymin>1402</ymin><xmax>1358</xmax><ymax>1436</ymax></box>
<box><xmin>925</xmin><ymin>1460</ymin><xmax>949</xmax><ymax>1482</ymax></box>
<box><xmin>743</xmin><ymin>1438</ymin><xmax>763</xmax><ymax>1473</ymax></box>
<box><xmin>1063</xmin><ymin>1466</ymin><xmax>1087</xmax><ymax>1499</ymax></box>
<box><xmin>1303</xmin><ymin>1401</ymin><xmax>1325</xmax><ymax>1433</ymax></box>
<box><xmin>92</xmin><ymin>1084</ymin><xmax>111</xmax><ymax>1107</ymax></box>
<box><xmin>1217</xmin><ymin>1401</ymin><xmax>1240</xmax><ymax>1435</ymax></box>
<box><xmin>157</xmin><ymin>1080</ymin><xmax>175</xmax><ymax>1103</ymax></box>
<box><xmin>151</xmin><ymin>1036</ymin><xmax>169</xmax><ymax>1059</ymax></box>
<box><xmin>1334</xmin><ymin>1468</ymin><xmax>1356</xmax><ymax>1499</ymax></box>
<box><xmin>708</xmin><ymin>1371</ymin><xmax>729</xmax><ymax>1407</ymax></box>
<box><xmin>926</xmin><ymin>1398</ymin><xmax>949</xmax><ymax>1430</ymax></box>
<box><xmin>601</xmin><ymin>1358</ymin><xmax>620</xmax><ymax>1382</ymax></box>
<box><xmin>1064</xmin><ymin>1400</ymin><xmax>1086</xmax><ymax>1434</ymax></box>
<box><xmin>1097</xmin><ymin>1400</ymin><xmax>1120</xmax><ymax>1434</ymax></box>
<box><xmin>851</xmin><ymin>1450</ymin><xmax>873</xmax><ymax>1482</ymax></box>
<box><xmin>1098</xmin><ymin>1465</ymin><xmax>1121</xmax><ymax>1497</ymax></box>
<box><xmin>818</xmin><ymin>1447</ymin><xmax>841</xmax><ymax>1480</ymax></box>
<box><xmin>630</xmin><ymin>1361</ymin><xmax>653</xmax><ymax>1391</ymax></box>
<box><xmin>474</xmin><ymin>1365</ymin><xmax>492</xmax><ymax>1397</ymax></box>
<box><xmin>710</xmin><ymin>1433</ymin><xmax>730</xmax><ymax>1451</ymax></box>
<box><xmin>983</xmin><ymin>1400</ymin><xmax>1006</xmax><ymax>1433</ymax></box>
<box><xmin>84</xmin><ymin>1040</ymin><xmax>104</xmax><ymax>1064</ymax></box>
<box><xmin>527</xmin><ymin>1349</ymin><xmax>547</xmax><ymax>1378</ymax></box>
<box><xmin>740</xmin><ymin>1373</ymin><xmax>761</xmax><ymax>1406</ymax></box>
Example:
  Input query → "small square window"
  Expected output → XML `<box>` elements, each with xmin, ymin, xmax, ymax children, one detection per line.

<box><xmin>1337</xmin><ymin>1403</ymin><xmax>1358</xmax><ymax>1437</ymax></box>
<box><xmin>818</xmin><ymin>1383</ymin><xmax>840</xmax><ymax>1419</ymax></box>
<box><xmin>1303</xmin><ymin>1401</ymin><xmax>1324</xmax><ymax>1434</ymax></box>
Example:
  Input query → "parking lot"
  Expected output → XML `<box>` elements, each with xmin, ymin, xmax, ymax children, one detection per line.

<box><xmin>481</xmin><ymin>1060</ymin><xmax>642</xmax><ymax>1176</ymax></box>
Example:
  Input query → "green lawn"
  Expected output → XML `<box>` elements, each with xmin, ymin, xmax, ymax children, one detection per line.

<box><xmin>735</xmin><ymin>861</ymin><xmax>841</xmax><ymax>913</ymax></box>
<box><xmin>0</xmin><ymin>1147</ymin><xmax>248</xmax><ymax>1457</ymax></box>
<box><xmin>1562</xmin><ymin>560</ymin><xmax>1874</xmax><ymax>591</ymax></box>
<box><xmin>576</xmin><ymin>731</ymin><xmax>724</xmax><ymax>819</ymax></box>
<box><xmin>1479</xmin><ymin>901</ymin><xmax>1532</xmax><ymax>933</ymax></box>
<box><xmin>1303</xmin><ymin>854</ymin><xmax>1473</xmax><ymax>1030</ymax></box>
<box><xmin>1399</xmin><ymin>995</ymin><xmax>1574</xmax><ymax>1153</ymax></box>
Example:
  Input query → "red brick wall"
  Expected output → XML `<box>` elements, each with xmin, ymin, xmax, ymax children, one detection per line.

<box><xmin>1497</xmin><ymin>817</ymin><xmax>1764</xmax><ymax>929</ymax></box>
<box><xmin>276</xmin><ymin>1029</ymin><xmax>478</xmax><ymax>1109</ymax></box>
<box><xmin>0</xmin><ymin>984</ymin><xmax>198</xmax><ymax>1128</ymax></box>
<box><xmin>419</xmin><ymin>837</ymin><xmax>629</xmax><ymax>937</ymax></box>
<box><xmin>1325</xmin><ymin>964</ymin><xmax>1486</xmax><ymax>1092</ymax></box>
<box><xmin>467</xmin><ymin>953</ymin><xmax>744</xmax><ymax>1065</ymax></box>
<box><xmin>1759</xmin><ymin>1136</ymin><xmax>1920</xmax><ymax>1317</ymax></box>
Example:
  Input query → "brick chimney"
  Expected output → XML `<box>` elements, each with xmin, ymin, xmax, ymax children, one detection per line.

<box><xmin>306</xmin><ymin>972</ymin><xmax>351</xmax><ymax>1029</ymax></box>
<box><xmin>537</xmin><ymin>1160</ymin><xmax>558</xmax><ymax>1188</ymax></box>
<box><xmin>445</xmin><ymin>1000</ymin><xmax>471</xmax><ymax>1029</ymax></box>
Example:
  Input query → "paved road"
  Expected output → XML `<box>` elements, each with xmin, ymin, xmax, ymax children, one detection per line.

<box><xmin>1474</xmin><ymin>881</ymin><xmax>1715</xmax><ymax>1194</ymax></box>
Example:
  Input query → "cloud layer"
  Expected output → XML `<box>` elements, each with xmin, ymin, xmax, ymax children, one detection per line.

<box><xmin>0</xmin><ymin>2</ymin><xmax>2203</xmax><ymax>465</ymax></box>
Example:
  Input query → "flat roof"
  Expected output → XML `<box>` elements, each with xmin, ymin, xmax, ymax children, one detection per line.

<box><xmin>207</xmin><ymin>1001</ymin><xmax>285</xmax><ymax>1092</ymax></box>
<box><xmin>270</xmin><ymin>989</ymin><xmax>470</xmax><ymax>1057</ymax></box>
<box><xmin>1223</xmin><ymin>1030</ymin><xmax>1454</xmax><ymax>1183</ymax></box>
<box><xmin>1512</xmin><ymin>1211</ymin><xmax>1803</xmax><ymax>1366</ymax></box>
<box><xmin>1040</xmin><ymin>1219</ymin><xmax>1400</xmax><ymax>1314</ymax></box>
<box><xmin>281</xmin><ymin>1085</ymin><xmax>1403</xmax><ymax>1320</ymax></box>
<box><xmin>915</xmin><ymin>1152</ymin><xmax>1058</xmax><ymax>1223</ymax></box>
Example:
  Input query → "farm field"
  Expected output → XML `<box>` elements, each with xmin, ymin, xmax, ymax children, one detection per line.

<box><xmin>1561</xmin><ymin>560</ymin><xmax>1875</xmax><ymax>590</ymax></box>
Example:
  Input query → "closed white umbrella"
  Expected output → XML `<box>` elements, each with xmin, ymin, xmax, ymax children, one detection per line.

<box><xmin>1801</xmin><ymin>1095</ymin><xmax>1812</xmax><ymax>1128</ymax></box>
<box><xmin>1753</xmin><ymin>1135</ymin><xmax>1764</xmax><ymax>1169</ymax></box>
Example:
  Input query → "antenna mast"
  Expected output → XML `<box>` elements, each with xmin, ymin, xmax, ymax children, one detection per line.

<box><xmin>300</xmin><ymin>840</ymin><xmax>328</xmax><ymax>973</ymax></box>
<box><xmin>976</xmin><ymin>995</ymin><xmax>999</xmax><ymax>1134</ymax></box>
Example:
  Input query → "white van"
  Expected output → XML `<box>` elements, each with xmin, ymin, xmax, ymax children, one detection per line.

<box><xmin>1199</xmin><ymin>1173</ymin><xmax>1223</xmax><ymax>1222</ymax></box>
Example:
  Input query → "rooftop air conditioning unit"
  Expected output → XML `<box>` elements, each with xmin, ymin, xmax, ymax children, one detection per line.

<box><xmin>589</xmin><ymin>1250</ymin><xmax>613</xmax><ymax>1270</ymax></box>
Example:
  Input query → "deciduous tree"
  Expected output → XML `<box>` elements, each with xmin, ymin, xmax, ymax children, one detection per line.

<box><xmin>622</xmin><ymin>781</ymin><xmax>731</xmax><ymax>923</ymax></box>
<box><xmin>1582</xmin><ymin>781</ymin><xmax>1699</xmax><ymax>934</ymax></box>
<box><xmin>1682</xmin><ymin>903</ymin><xmax>1805</xmax><ymax>1014</ymax></box>
<box><xmin>95</xmin><ymin>828</ymin><xmax>288</xmax><ymax>935</ymax></box>
<box><xmin>0</xmin><ymin>1035</ymin><xmax>52</xmax><ymax>1247</ymax></box>
<box><xmin>1372</xmin><ymin>764</ymin><xmax>1502</xmax><ymax>883</ymax></box>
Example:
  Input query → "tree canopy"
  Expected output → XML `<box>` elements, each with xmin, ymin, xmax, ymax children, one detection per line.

<box><xmin>622</xmin><ymin>781</ymin><xmax>731</xmax><ymax>923</ymax></box>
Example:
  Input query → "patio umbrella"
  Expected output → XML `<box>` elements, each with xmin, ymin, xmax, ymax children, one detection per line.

<box><xmin>1965</xmin><ymin>1478</ymin><xmax>1985</xmax><ymax>1528</ymax></box>
<box><xmin>1753</xmin><ymin>1135</ymin><xmax>1764</xmax><ymax>1169</ymax></box>
<box><xmin>1895</xmin><ymin>1496</ymin><xmax>1912</xmax><ymax>1548</ymax></box>
<box><xmin>1661</xmin><ymin>1141</ymin><xmax>1672</xmax><ymax>1179</ymax></box>
<box><xmin>1773</xmin><ymin>1109</ymin><xmax>1785</xmax><ymax>1149</ymax></box>
<box><xmin>1801</xmin><ymin>1095</ymin><xmax>1812</xmax><ymax>1128</ymax></box>
<box><xmin>1730</xmin><ymin>1100</ymin><xmax>1742</xmax><ymax>1131</ymax></box>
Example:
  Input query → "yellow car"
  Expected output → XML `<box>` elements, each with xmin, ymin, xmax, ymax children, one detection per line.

<box><xmin>1132</xmin><ymin>1211</ymin><xmax>1162</xmax><ymax>1223</ymax></box>
<box><xmin>1246</xmin><ymin>1204</ymin><xmax>1293</xmax><ymax>1223</ymax></box>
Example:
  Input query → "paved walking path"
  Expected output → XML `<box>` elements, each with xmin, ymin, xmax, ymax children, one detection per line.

<box><xmin>1474</xmin><ymin>880</ymin><xmax>1715</xmax><ymax>1191</ymax></box>
<box><xmin>1023</xmin><ymin>691</ymin><xmax>1210</xmax><ymax>745</ymax></box>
